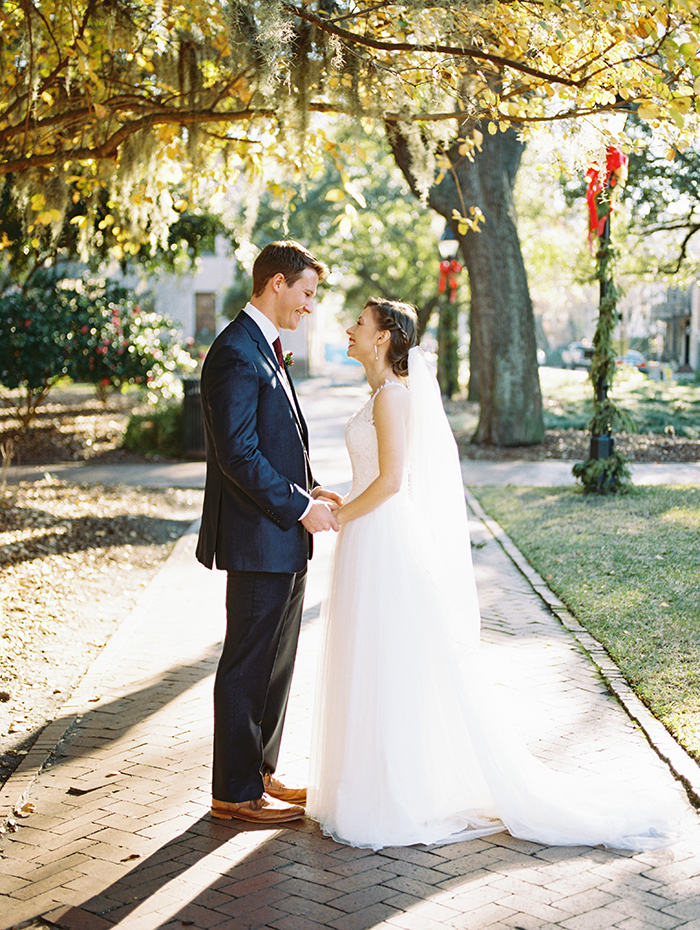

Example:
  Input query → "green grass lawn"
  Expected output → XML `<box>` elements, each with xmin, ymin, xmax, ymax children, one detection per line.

<box><xmin>471</xmin><ymin>485</ymin><xmax>700</xmax><ymax>764</ymax></box>
<box><xmin>540</xmin><ymin>367</ymin><xmax>700</xmax><ymax>438</ymax></box>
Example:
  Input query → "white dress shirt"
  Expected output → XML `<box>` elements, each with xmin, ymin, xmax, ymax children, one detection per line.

<box><xmin>241</xmin><ymin>303</ymin><xmax>313</xmax><ymax>520</ymax></box>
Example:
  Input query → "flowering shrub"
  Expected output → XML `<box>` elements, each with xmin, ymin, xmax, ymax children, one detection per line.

<box><xmin>0</xmin><ymin>276</ymin><xmax>74</xmax><ymax>425</ymax></box>
<box><xmin>0</xmin><ymin>274</ymin><xmax>196</xmax><ymax>426</ymax></box>
<box><xmin>64</xmin><ymin>280</ymin><xmax>196</xmax><ymax>404</ymax></box>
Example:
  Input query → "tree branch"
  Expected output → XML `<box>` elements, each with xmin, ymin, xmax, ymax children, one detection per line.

<box><xmin>9</xmin><ymin>0</ymin><xmax>101</xmax><ymax>153</ymax></box>
<box><xmin>1</xmin><ymin>95</ymin><xmax>641</xmax><ymax>175</ymax></box>
<box><xmin>0</xmin><ymin>107</ymin><xmax>282</xmax><ymax>174</ymax></box>
<box><xmin>282</xmin><ymin>1</ymin><xmax>588</xmax><ymax>88</ymax></box>
<box><xmin>665</xmin><ymin>223</ymin><xmax>700</xmax><ymax>274</ymax></box>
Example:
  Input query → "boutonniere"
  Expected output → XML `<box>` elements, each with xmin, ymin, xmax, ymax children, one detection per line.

<box><xmin>284</xmin><ymin>351</ymin><xmax>294</xmax><ymax>367</ymax></box>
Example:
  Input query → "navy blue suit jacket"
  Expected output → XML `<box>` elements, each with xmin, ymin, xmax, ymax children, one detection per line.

<box><xmin>195</xmin><ymin>312</ymin><xmax>314</xmax><ymax>574</ymax></box>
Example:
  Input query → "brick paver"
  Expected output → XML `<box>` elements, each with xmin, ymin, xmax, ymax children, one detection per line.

<box><xmin>2</xmin><ymin>380</ymin><xmax>699</xmax><ymax>930</ymax></box>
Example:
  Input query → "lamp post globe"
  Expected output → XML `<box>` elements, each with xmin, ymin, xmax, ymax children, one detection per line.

<box><xmin>436</xmin><ymin>226</ymin><xmax>461</xmax><ymax>398</ymax></box>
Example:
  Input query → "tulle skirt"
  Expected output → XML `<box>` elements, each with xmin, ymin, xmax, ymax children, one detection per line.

<box><xmin>307</xmin><ymin>493</ymin><xmax>686</xmax><ymax>852</ymax></box>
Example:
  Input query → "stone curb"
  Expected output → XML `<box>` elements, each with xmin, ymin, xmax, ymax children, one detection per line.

<box><xmin>465</xmin><ymin>486</ymin><xmax>700</xmax><ymax>809</ymax></box>
<box><xmin>0</xmin><ymin>518</ymin><xmax>202</xmax><ymax>826</ymax></box>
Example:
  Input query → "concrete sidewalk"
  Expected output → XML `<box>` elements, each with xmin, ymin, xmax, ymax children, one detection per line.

<box><xmin>2</xmin><ymin>380</ymin><xmax>700</xmax><ymax>930</ymax></box>
<box><xmin>6</xmin><ymin>458</ymin><xmax>700</xmax><ymax>491</ymax></box>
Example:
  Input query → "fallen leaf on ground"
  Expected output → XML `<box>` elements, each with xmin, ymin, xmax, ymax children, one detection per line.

<box><xmin>14</xmin><ymin>802</ymin><xmax>37</xmax><ymax>817</ymax></box>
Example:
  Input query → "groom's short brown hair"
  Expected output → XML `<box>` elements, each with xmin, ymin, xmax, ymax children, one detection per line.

<box><xmin>252</xmin><ymin>240</ymin><xmax>328</xmax><ymax>296</ymax></box>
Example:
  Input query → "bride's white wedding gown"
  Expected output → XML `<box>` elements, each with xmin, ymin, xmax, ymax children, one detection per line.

<box><xmin>307</xmin><ymin>365</ymin><xmax>686</xmax><ymax>852</ymax></box>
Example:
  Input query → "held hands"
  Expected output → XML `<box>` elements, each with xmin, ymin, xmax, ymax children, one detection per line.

<box><xmin>302</xmin><ymin>498</ymin><xmax>339</xmax><ymax>533</ymax></box>
<box><xmin>312</xmin><ymin>487</ymin><xmax>343</xmax><ymax>509</ymax></box>
<box><xmin>302</xmin><ymin>487</ymin><xmax>343</xmax><ymax>533</ymax></box>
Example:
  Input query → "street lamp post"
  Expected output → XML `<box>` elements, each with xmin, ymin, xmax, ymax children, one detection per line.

<box><xmin>573</xmin><ymin>108</ymin><xmax>632</xmax><ymax>493</ymax></box>
<box><xmin>589</xmin><ymin>154</ymin><xmax>620</xmax><ymax>461</ymax></box>
<box><xmin>437</xmin><ymin>227</ymin><xmax>462</xmax><ymax>398</ymax></box>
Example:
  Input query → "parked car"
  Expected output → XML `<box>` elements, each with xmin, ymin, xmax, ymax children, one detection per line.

<box><xmin>562</xmin><ymin>342</ymin><xmax>594</xmax><ymax>370</ymax></box>
<box><xmin>615</xmin><ymin>350</ymin><xmax>648</xmax><ymax>372</ymax></box>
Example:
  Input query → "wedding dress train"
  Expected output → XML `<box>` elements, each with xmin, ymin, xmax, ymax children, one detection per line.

<box><xmin>307</xmin><ymin>349</ymin><xmax>686</xmax><ymax>852</ymax></box>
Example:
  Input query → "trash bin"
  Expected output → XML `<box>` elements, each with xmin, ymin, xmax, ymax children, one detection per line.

<box><xmin>589</xmin><ymin>435</ymin><xmax>615</xmax><ymax>459</ymax></box>
<box><xmin>182</xmin><ymin>378</ymin><xmax>206</xmax><ymax>459</ymax></box>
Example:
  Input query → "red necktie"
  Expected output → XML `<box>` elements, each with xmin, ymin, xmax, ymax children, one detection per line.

<box><xmin>272</xmin><ymin>337</ymin><xmax>285</xmax><ymax>367</ymax></box>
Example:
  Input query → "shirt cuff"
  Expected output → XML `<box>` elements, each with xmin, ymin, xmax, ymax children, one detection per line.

<box><xmin>297</xmin><ymin>488</ymin><xmax>313</xmax><ymax>521</ymax></box>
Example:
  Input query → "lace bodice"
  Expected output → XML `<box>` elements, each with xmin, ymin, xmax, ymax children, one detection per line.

<box><xmin>345</xmin><ymin>381</ymin><xmax>408</xmax><ymax>501</ymax></box>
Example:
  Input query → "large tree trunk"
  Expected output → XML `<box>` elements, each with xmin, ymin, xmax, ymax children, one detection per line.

<box><xmin>388</xmin><ymin>124</ymin><xmax>544</xmax><ymax>446</ymax></box>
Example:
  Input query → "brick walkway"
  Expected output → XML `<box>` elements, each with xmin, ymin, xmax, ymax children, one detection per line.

<box><xmin>2</xmin><ymin>381</ymin><xmax>700</xmax><ymax>930</ymax></box>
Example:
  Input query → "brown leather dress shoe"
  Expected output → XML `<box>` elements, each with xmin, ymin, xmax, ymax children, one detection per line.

<box><xmin>263</xmin><ymin>773</ymin><xmax>307</xmax><ymax>805</ymax></box>
<box><xmin>211</xmin><ymin>794</ymin><xmax>304</xmax><ymax>823</ymax></box>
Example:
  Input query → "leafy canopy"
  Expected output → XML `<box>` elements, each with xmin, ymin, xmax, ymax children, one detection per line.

<box><xmin>229</xmin><ymin>129</ymin><xmax>445</xmax><ymax>329</ymax></box>
<box><xmin>1</xmin><ymin>0</ymin><xmax>699</xmax><ymax>262</ymax></box>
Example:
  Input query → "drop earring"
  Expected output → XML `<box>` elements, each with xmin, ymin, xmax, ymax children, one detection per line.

<box><xmin>374</xmin><ymin>344</ymin><xmax>379</xmax><ymax>360</ymax></box>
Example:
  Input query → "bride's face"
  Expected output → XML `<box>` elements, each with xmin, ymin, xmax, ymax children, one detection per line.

<box><xmin>346</xmin><ymin>307</ymin><xmax>384</xmax><ymax>365</ymax></box>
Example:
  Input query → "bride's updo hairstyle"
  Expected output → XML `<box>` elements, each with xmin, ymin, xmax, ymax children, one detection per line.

<box><xmin>365</xmin><ymin>297</ymin><xmax>418</xmax><ymax>376</ymax></box>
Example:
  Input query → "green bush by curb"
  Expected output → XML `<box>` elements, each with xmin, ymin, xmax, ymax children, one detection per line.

<box><xmin>123</xmin><ymin>404</ymin><xmax>183</xmax><ymax>458</ymax></box>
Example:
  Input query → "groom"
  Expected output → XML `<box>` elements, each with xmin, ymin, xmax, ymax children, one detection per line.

<box><xmin>196</xmin><ymin>240</ymin><xmax>340</xmax><ymax>823</ymax></box>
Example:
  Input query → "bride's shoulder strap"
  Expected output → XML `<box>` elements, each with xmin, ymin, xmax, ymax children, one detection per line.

<box><xmin>373</xmin><ymin>379</ymin><xmax>408</xmax><ymax>399</ymax></box>
<box><xmin>371</xmin><ymin>379</ymin><xmax>410</xmax><ymax>426</ymax></box>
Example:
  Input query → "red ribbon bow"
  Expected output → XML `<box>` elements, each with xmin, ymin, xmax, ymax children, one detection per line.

<box><xmin>586</xmin><ymin>146</ymin><xmax>628</xmax><ymax>250</ymax></box>
<box><xmin>438</xmin><ymin>259</ymin><xmax>462</xmax><ymax>303</ymax></box>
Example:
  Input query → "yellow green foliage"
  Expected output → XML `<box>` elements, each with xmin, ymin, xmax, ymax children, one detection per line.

<box><xmin>0</xmin><ymin>0</ymin><xmax>698</xmax><ymax>255</ymax></box>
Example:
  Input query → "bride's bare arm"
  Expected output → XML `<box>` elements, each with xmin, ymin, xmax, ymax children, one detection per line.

<box><xmin>337</xmin><ymin>385</ymin><xmax>410</xmax><ymax>525</ymax></box>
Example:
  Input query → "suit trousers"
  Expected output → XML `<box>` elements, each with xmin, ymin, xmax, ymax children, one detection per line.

<box><xmin>212</xmin><ymin>567</ymin><xmax>307</xmax><ymax>802</ymax></box>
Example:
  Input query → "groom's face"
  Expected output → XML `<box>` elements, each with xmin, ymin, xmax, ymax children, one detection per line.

<box><xmin>273</xmin><ymin>268</ymin><xmax>319</xmax><ymax>331</ymax></box>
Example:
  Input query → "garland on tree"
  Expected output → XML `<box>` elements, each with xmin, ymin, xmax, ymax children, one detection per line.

<box><xmin>572</xmin><ymin>146</ymin><xmax>633</xmax><ymax>495</ymax></box>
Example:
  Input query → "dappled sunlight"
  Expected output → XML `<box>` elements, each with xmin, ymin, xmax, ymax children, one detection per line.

<box><xmin>660</xmin><ymin>506</ymin><xmax>700</xmax><ymax>530</ymax></box>
<box><xmin>539</xmin><ymin>366</ymin><xmax>590</xmax><ymax>394</ymax></box>
<box><xmin>534</xmin><ymin>366</ymin><xmax>700</xmax><ymax>440</ymax></box>
<box><xmin>0</xmin><ymin>510</ymin><xmax>190</xmax><ymax>566</ymax></box>
<box><xmin>0</xmin><ymin>484</ymin><xmax>204</xmax><ymax>786</ymax></box>
<box><xmin>594</xmin><ymin>585</ymin><xmax>648</xmax><ymax>618</ymax></box>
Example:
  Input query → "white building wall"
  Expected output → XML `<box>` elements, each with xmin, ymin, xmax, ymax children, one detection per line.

<box><xmin>119</xmin><ymin>237</ymin><xmax>237</xmax><ymax>340</ymax></box>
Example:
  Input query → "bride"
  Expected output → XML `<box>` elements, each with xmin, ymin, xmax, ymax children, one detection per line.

<box><xmin>307</xmin><ymin>296</ymin><xmax>686</xmax><ymax>852</ymax></box>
